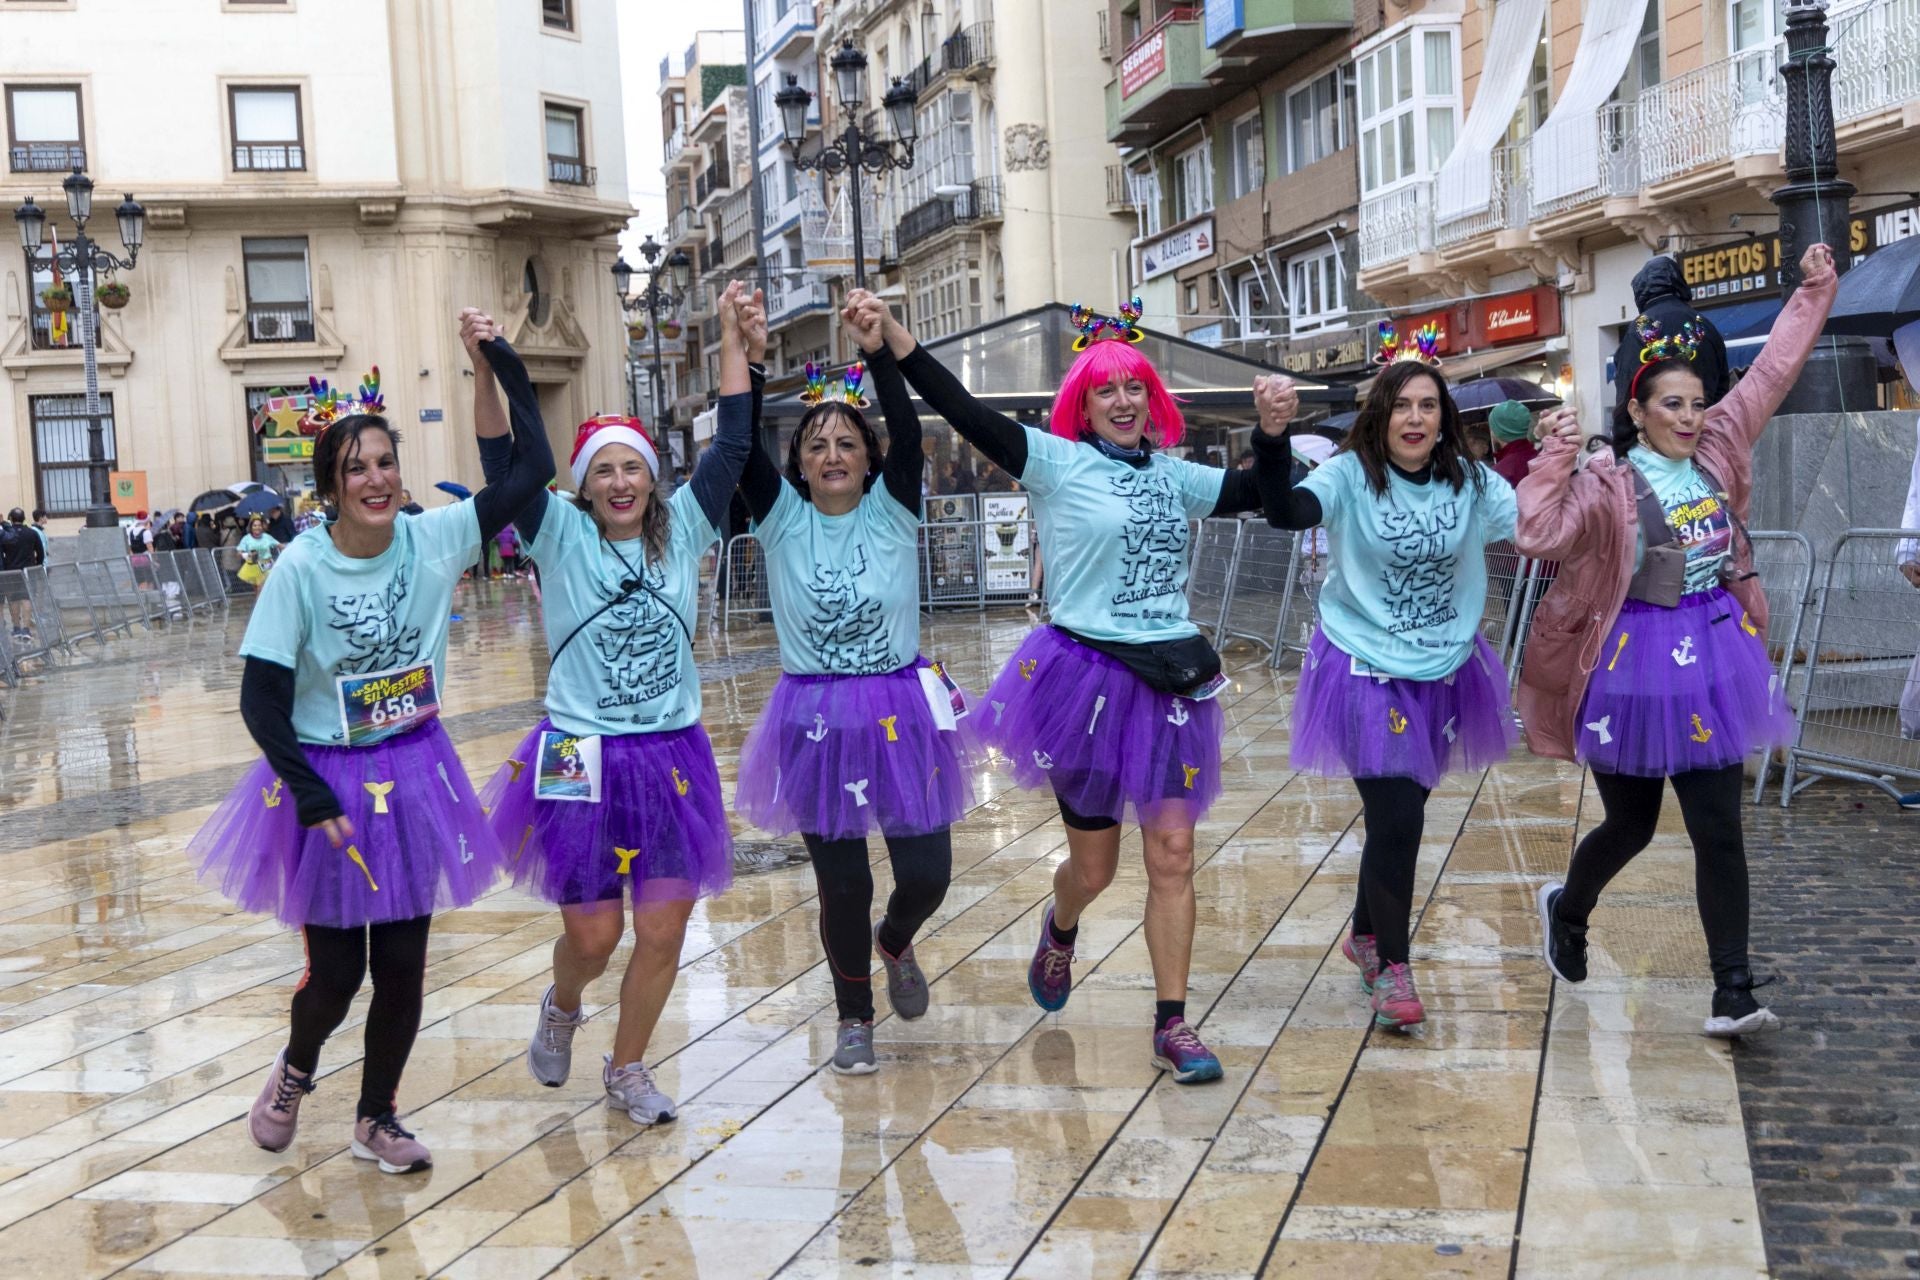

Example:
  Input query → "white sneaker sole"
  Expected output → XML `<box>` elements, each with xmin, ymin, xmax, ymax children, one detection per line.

<box><xmin>1537</xmin><ymin>882</ymin><xmax>1582</xmax><ymax>985</ymax></box>
<box><xmin>607</xmin><ymin>1094</ymin><xmax>677</xmax><ymax>1125</ymax></box>
<box><xmin>1703</xmin><ymin>1007</ymin><xmax>1781</xmax><ymax>1038</ymax></box>
<box><xmin>350</xmin><ymin>1138</ymin><xmax>431</xmax><ymax>1174</ymax></box>
<box><xmin>830</xmin><ymin>1057</ymin><xmax>879</xmax><ymax>1076</ymax></box>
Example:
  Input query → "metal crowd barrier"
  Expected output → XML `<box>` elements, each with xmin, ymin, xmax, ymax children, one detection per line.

<box><xmin>1779</xmin><ymin>528</ymin><xmax>1920</xmax><ymax>806</ymax></box>
<box><xmin>720</xmin><ymin>532</ymin><xmax>771</xmax><ymax>629</ymax></box>
<box><xmin>1746</xmin><ymin>531</ymin><xmax>1818</xmax><ymax>803</ymax></box>
<box><xmin>0</xmin><ymin>549</ymin><xmax>231</xmax><ymax>683</ymax></box>
<box><xmin>1185</xmin><ymin>518</ymin><xmax>1243</xmax><ymax>641</ymax></box>
<box><xmin>1217</xmin><ymin>522</ymin><xmax>1292</xmax><ymax>653</ymax></box>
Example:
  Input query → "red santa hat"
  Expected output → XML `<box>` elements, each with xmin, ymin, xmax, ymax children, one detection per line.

<box><xmin>569</xmin><ymin>415</ymin><xmax>658</xmax><ymax>489</ymax></box>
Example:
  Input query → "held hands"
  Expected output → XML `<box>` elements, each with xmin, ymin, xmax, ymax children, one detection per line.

<box><xmin>739</xmin><ymin>288</ymin><xmax>768</xmax><ymax>364</ymax></box>
<box><xmin>458</xmin><ymin>307</ymin><xmax>501</xmax><ymax>371</ymax></box>
<box><xmin>1799</xmin><ymin>243</ymin><xmax>1837</xmax><ymax>289</ymax></box>
<box><xmin>717</xmin><ymin>280</ymin><xmax>747</xmax><ymax>337</ymax></box>
<box><xmin>1532</xmin><ymin>406</ymin><xmax>1582</xmax><ymax>448</ymax></box>
<box><xmin>312</xmin><ymin>814</ymin><xmax>355</xmax><ymax>849</ymax></box>
<box><xmin>842</xmin><ymin>288</ymin><xmax>889</xmax><ymax>354</ymax></box>
<box><xmin>1253</xmin><ymin>375</ymin><xmax>1299</xmax><ymax>436</ymax></box>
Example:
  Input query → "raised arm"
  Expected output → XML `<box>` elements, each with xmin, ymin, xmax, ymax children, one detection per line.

<box><xmin>463</xmin><ymin>308</ymin><xmax>555</xmax><ymax>543</ymax></box>
<box><xmin>686</xmin><ymin>282</ymin><xmax>757</xmax><ymax>531</ymax></box>
<box><xmin>1708</xmin><ymin>243</ymin><xmax>1838</xmax><ymax>448</ymax></box>
<box><xmin>883</xmin><ymin>308</ymin><xmax>1030</xmax><ymax>477</ymax></box>
<box><xmin>1512</xmin><ymin>408</ymin><xmax>1594</xmax><ymax>561</ymax></box>
<box><xmin>846</xmin><ymin>289</ymin><xmax>923</xmax><ymax>511</ymax></box>
<box><xmin>1251</xmin><ymin>375</ymin><xmax>1323</xmax><ymax>530</ymax></box>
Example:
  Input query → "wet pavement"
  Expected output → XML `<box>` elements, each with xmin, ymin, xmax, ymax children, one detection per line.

<box><xmin>0</xmin><ymin>577</ymin><xmax>1905</xmax><ymax>1278</ymax></box>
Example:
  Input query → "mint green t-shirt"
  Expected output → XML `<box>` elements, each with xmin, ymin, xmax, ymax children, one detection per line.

<box><xmin>755</xmin><ymin>481</ymin><xmax>922</xmax><ymax>675</ymax></box>
<box><xmin>530</xmin><ymin>487</ymin><xmax>717</xmax><ymax>737</ymax></box>
<box><xmin>237</xmin><ymin>532</ymin><xmax>278</xmax><ymax>569</ymax></box>
<box><xmin>1629</xmin><ymin>446</ymin><xmax>1735</xmax><ymax>596</ymax></box>
<box><xmin>1018</xmin><ymin>428</ymin><xmax>1226</xmax><ymax>643</ymax></box>
<box><xmin>1299</xmin><ymin>452</ymin><xmax>1518</xmax><ymax>681</ymax></box>
<box><xmin>238</xmin><ymin>504</ymin><xmax>482</xmax><ymax>745</ymax></box>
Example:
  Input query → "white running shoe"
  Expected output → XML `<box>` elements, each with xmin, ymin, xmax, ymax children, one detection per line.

<box><xmin>527</xmin><ymin>984</ymin><xmax>587</xmax><ymax>1087</ymax></box>
<box><xmin>603</xmin><ymin>1054</ymin><xmax>677</xmax><ymax>1124</ymax></box>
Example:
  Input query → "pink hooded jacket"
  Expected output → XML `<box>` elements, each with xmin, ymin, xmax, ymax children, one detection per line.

<box><xmin>1512</xmin><ymin>269</ymin><xmax>1837</xmax><ymax>761</ymax></box>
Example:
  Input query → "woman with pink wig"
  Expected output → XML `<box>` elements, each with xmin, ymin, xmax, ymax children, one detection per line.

<box><xmin>876</xmin><ymin>300</ymin><xmax>1299</xmax><ymax>1085</ymax></box>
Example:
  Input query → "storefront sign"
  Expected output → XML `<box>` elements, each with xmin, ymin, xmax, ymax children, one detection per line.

<box><xmin>1121</xmin><ymin>30</ymin><xmax>1167</xmax><ymax>99</ymax></box>
<box><xmin>1138</xmin><ymin>217</ymin><xmax>1214</xmax><ymax>281</ymax></box>
<box><xmin>1394</xmin><ymin>307</ymin><xmax>1461</xmax><ymax>356</ymax></box>
<box><xmin>1680</xmin><ymin>201</ymin><xmax>1920</xmax><ymax>303</ymax></box>
<box><xmin>1468</xmin><ymin>287</ymin><xmax>1562</xmax><ymax>347</ymax></box>
<box><xmin>1205</xmin><ymin>0</ymin><xmax>1245</xmax><ymax>44</ymax></box>
<box><xmin>1278</xmin><ymin>327</ymin><xmax>1369</xmax><ymax>375</ymax></box>
<box><xmin>109</xmin><ymin>471</ymin><xmax>147</xmax><ymax>517</ymax></box>
<box><xmin>1185</xmin><ymin>322</ymin><xmax>1224</xmax><ymax>347</ymax></box>
<box><xmin>1872</xmin><ymin>200</ymin><xmax>1920</xmax><ymax>249</ymax></box>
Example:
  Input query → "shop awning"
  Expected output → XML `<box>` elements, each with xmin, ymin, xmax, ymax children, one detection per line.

<box><xmin>1529</xmin><ymin>0</ymin><xmax>1652</xmax><ymax>206</ymax></box>
<box><xmin>1434</xmin><ymin>0</ymin><xmax>1547</xmax><ymax>222</ymax></box>
<box><xmin>1360</xmin><ymin>341</ymin><xmax>1554</xmax><ymax>395</ymax></box>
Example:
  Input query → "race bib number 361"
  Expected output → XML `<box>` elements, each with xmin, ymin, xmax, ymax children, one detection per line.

<box><xmin>337</xmin><ymin>663</ymin><xmax>441</xmax><ymax>747</ymax></box>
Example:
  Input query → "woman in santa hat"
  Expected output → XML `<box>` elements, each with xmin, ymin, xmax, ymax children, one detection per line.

<box><xmin>474</xmin><ymin>282</ymin><xmax>760</xmax><ymax>1126</ymax></box>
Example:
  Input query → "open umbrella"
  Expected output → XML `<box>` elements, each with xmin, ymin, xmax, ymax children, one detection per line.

<box><xmin>435</xmin><ymin>481</ymin><xmax>473</xmax><ymax>500</ymax></box>
<box><xmin>1450</xmin><ymin>376</ymin><xmax>1561</xmax><ymax>426</ymax></box>
<box><xmin>1315</xmin><ymin>410</ymin><xmax>1359</xmax><ymax>436</ymax></box>
<box><xmin>1825</xmin><ymin>235</ymin><xmax>1920</xmax><ymax>336</ymax></box>
<box><xmin>189</xmin><ymin>488</ymin><xmax>244</xmax><ymax>514</ymax></box>
<box><xmin>235</xmin><ymin>488</ymin><xmax>284</xmax><ymax>519</ymax></box>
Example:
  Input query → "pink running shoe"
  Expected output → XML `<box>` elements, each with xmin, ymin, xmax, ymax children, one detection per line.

<box><xmin>1342</xmin><ymin>933</ymin><xmax>1381</xmax><ymax>993</ymax></box>
<box><xmin>1151</xmin><ymin>1017</ymin><xmax>1223</xmax><ymax>1084</ymax></box>
<box><xmin>1027</xmin><ymin>905</ymin><xmax>1075</xmax><ymax>1012</ymax></box>
<box><xmin>247</xmin><ymin>1051</ymin><xmax>314</xmax><ymax>1153</ymax></box>
<box><xmin>351</xmin><ymin>1112</ymin><xmax>432</xmax><ymax>1174</ymax></box>
<box><xmin>1371</xmin><ymin>962</ymin><xmax>1426</xmax><ymax>1030</ymax></box>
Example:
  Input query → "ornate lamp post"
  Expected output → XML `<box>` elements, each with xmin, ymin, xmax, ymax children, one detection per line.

<box><xmin>612</xmin><ymin>235</ymin><xmax>693</xmax><ymax>476</ymax></box>
<box><xmin>15</xmin><ymin>169</ymin><xmax>145</xmax><ymax>528</ymax></box>
<box><xmin>1770</xmin><ymin>0</ymin><xmax>1876</xmax><ymax>412</ymax></box>
<box><xmin>773</xmin><ymin>39</ymin><xmax>919</xmax><ymax>289</ymax></box>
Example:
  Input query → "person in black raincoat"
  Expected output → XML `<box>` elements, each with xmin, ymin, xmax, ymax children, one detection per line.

<box><xmin>1612</xmin><ymin>255</ymin><xmax>1731</xmax><ymax>410</ymax></box>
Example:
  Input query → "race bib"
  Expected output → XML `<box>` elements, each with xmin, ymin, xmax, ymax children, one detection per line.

<box><xmin>534</xmin><ymin>731</ymin><xmax>602</xmax><ymax>803</ymax></box>
<box><xmin>336</xmin><ymin>662</ymin><xmax>440</xmax><ymax>747</ymax></box>
<box><xmin>918</xmin><ymin>661</ymin><xmax>968</xmax><ymax>731</ymax></box>
<box><xmin>1186</xmin><ymin>672</ymin><xmax>1229</xmax><ymax>702</ymax></box>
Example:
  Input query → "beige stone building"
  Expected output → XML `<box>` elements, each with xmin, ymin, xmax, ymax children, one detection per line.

<box><xmin>1</xmin><ymin>0</ymin><xmax>635</xmax><ymax>528</ymax></box>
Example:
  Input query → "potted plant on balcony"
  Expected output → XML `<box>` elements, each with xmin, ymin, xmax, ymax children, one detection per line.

<box><xmin>97</xmin><ymin>280</ymin><xmax>131</xmax><ymax>310</ymax></box>
<box><xmin>40</xmin><ymin>283</ymin><xmax>73</xmax><ymax>313</ymax></box>
<box><xmin>626</xmin><ymin>319</ymin><xmax>648</xmax><ymax>341</ymax></box>
<box><xmin>660</xmin><ymin>319</ymin><xmax>683</xmax><ymax>340</ymax></box>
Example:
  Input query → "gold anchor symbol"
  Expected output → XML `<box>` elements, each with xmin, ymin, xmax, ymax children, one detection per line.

<box><xmin>1608</xmin><ymin>632</ymin><xmax>1630</xmax><ymax>671</ymax></box>
<box><xmin>1689</xmin><ymin>714</ymin><xmax>1713</xmax><ymax>743</ymax></box>
<box><xmin>878</xmin><ymin>715</ymin><xmax>899</xmax><ymax>742</ymax></box>
<box><xmin>261</xmin><ymin>778</ymin><xmax>284</xmax><ymax>809</ymax></box>
<box><xmin>1740</xmin><ymin>613</ymin><xmax>1759</xmax><ymax>637</ymax></box>
<box><xmin>363</xmin><ymin>780</ymin><xmax>395</xmax><ymax>814</ymax></box>
<box><xmin>672</xmin><ymin>767</ymin><xmax>689</xmax><ymax>796</ymax></box>
<box><xmin>614</xmin><ymin>847</ymin><xmax>638</xmax><ymax>875</ymax></box>
<box><xmin>1387</xmin><ymin>708</ymin><xmax>1408</xmax><ymax>735</ymax></box>
<box><xmin>1019</xmin><ymin>659</ymin><xmax>1037</xmax><ymax>680</ymax></box>
<box><xmin>1182</xmin><ymin>764</ymin><xmax>1200</xmax><ymax>790</ymax></box>
<box><xmin>507</xmin><ymin>759</ymin><xmax>527</xmax><ymax>783</ymax></box>
<box><xmin>345</xmin><ymin>845</ymin><xmax>379</xmax><ymax>892</ymax></box>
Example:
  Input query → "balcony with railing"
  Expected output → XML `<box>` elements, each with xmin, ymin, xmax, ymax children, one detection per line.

<box><xmin>1359</xmin><ymin>180</ymin><xmax>1433</xmax><ymax>271</ymax></box>
<box><xmin>943</xmin><ymin>23</ymin><xmax>994</xmax><ymax>80</ymax></box>
<box><xmin>758</xmin><ymin>0</ymin><xmax>817</xmax><ymax>62</ymax></box>
<box><xmin>667</xmin><ymin>204</ymin><xmax>707</xmax><ymax>246</ymax></box>
<box><xmin>664</xmin><ymin>124</ymin><xmax>695</xmax><ymax>168</ymax></box>
<box><xmin>1830</xmin><ymin>0</ymin><xmax>1920</xmax><ymax>127</ymax></box>
<box><xmin>767</xmin><ymin>274</ymin><xmax>830</xmax><ymax>323</ymax></box>
<box><xmin>1638</xmin><ymin>45</ymin><xmax>1784</xmax><ymax>188</ymax></box>
<box><xmin>1528</xmin><ymin>102</ymin><xmax>1641</xmax><ymax>222</ymax></box>
<box><xmin>1106</xmin><ymin>164</ymin><xmax>1141</xmax><ymax>213</ymax></box>
<box><xmin>1433</xmin><ymin>145</ymin><xmax>1532</xmax><ymax>251</ymax></box>
<box><xmin>233</xmin><ymin>143</ymin><xmax>306</xmax><ymax>172</ymax></box>
<box><xmin>1104</xmin><ymin>7</ymin><xmax>1211</xmax><ymax>146</ymax></box>
<box><xmin>695</xmin><ymin>165</ymin><xmax>732</xmax><ymax>209</ymax></box>
<box><xmin>10</xmin><ymin>142</ymin><xmax>85</xmax><ymax>174</ymax></box>
<box><xmin>548</xmin><ymin>156</ymin><xmax>596</xmax><ymax>186</ymax></box>
<box><xmin>896</xmin><ymin>178</ymin><xmax>1003</xmax><ymax>255</ymax></box>
<box><xmin>29</xmin><ymin>308</ymin><xmax>81</xmax><ymax>351</ymax></box>
<box><xmin>244</xmin><ymin>302</ymin><xmax>316</xmax><ymax>344</ymax></box>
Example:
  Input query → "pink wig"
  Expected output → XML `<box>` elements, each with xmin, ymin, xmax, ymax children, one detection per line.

<box><xmin>1048</xmin><ymin>340</ymin><xmax>1186</xmax><ymax>448</ymax></box>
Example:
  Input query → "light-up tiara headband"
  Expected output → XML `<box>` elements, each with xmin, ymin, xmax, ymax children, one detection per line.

<box><xmin>800</xmin><ymin>361</ymin><xmax>871</xmax><ymax>409</ymax></box>
<box><xmin>1626</xmin><ymin>315</ymin><xmax>1703</xmax><ymax>399</ymax></box>
<box><xmin>301</xmin><ymin>368</ymin><xmax>386</xmax><ymax>432</ymax></box>
<box><xmin>1373</xmin><ymin>321</ymin><xmax>1442</xmax><ymax>367</ymax></box>
<box><xmin>1070</xmin><ymin>298</ymin><xmax>1145</xmax><ymax>351</ymax></box>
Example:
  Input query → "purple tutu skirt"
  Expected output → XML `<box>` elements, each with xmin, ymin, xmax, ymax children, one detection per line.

<box><xmin>479</xmin><ymin>720</ymin><xmax>732</xmax><ymax>912</ymax></box>
<box><xmin>188</xmin><ymin>718</ymin><xmax>508</xmax><ymax>928</ymax></box>
<box><xmin>981</xmin><ymin>626</ymin><xmax>1225</xmax><ymax>826</ymax></box>
<box><xmin>1291</xmin><ymin>630</ymin><xmax>1516</xmax><ymax>789</ymax></box>
<box><xmin>1575</xmin><ymin>588</ymin><xmax>1792</xmax><ymax>777</ymax></box>
<box><xmin>734</xmin><ymin>660</ymin><xmax>980</xmax><ymax>841</ymax></box>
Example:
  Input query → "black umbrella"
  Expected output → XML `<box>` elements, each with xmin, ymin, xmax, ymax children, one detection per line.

<box><xmin>1450</xmin><ymin>376</ymin><xmax>1561</xmax><ymax>426</ymax></box>
<box><xmin>235</xmin><ymin>488</ymin><xmax>284</xmax><ymax>519</ymax></box>
<box><xmin>1316</xmin><ymin>410</ymin><xmax>1358</xmax><ymax>435</ymax></box>
<box><xmin>189</xmin><ymin>488</ymin><xmax>243</xmax><ymax>514</ymax></box>
<box><xmin>1824</xmin><ymin>234</ymin><xmax>1920</xmax><ymax>336</ymax></box>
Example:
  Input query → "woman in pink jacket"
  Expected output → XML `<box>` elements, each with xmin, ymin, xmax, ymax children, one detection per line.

<box><xmin>1515</xmin><ymin>243</ymin><xmax>1837</xmax><ymax>1038</ymax></box>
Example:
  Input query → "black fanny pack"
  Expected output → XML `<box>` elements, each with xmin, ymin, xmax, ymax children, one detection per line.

<box><xmin>1061</xmin><ymin>627</ymin><xmax>1221</xmax><ymax>697</ymax></box>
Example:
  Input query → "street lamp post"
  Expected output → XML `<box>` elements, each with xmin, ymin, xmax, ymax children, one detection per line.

<box><xmin>611</xmin><ymin>235</ymin><xmax>693</xmax><ymax>479</ymax></box>
<box><xmin>1770</xmin><ymin>0</ymin><xmax>1877</xmax><ymax>413</ymax></box>
<box><xmin>15</xmin><ymin>169</ymin><xmax>145</xmax><ymax>529</ymax></box>
<box><xmin>773</xmin><ymin>40</ymin><xmax>919</xmax><ymax>289</ymax></box>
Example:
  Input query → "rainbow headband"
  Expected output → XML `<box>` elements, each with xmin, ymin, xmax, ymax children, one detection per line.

<box><xmin>301</xmin><ymin>368</ymin><xmax>385</xmax><ymax>432</ymax></box>
<box><xmin>1070</xmin><ymin>298</ymin><xmax>1145</xmax><ymax>351</ymax></box>
<box><xmin>800</xmin><ymin>361</ymin><xmax>870</xmax><ymax>409</ymax></box>
<box><xmin>1373</xmin><ymin>321</ymin><xmax>1442</xmax><ymax>367</ymax></box>
<box><xmin>1626</xmin><ymin>314</ymin><xmax>1703</xmax><ymax>399</ymax></box>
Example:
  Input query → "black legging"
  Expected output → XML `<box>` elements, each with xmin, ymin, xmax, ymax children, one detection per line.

<box><xmin>286</xmin><ymin>915</ymin><xmax>432</xmax><ymax>1119</ymax></box>
<box><xmin>1556</xmin><ymin>763</ymin><xmax>1749</xmax><ymax>982</ymax></box>
<box><xmin>803</xmin><ymin>830</ymin><xmax>953</xmax><ymax>1022</ymax></box>
<box><xmin>1350</xmin><ymin>776</ymin><xmax>1431</xmax><ymax>967</ymax></box>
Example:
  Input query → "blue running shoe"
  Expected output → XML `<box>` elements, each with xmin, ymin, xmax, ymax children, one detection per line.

<box><xmin>1027</xmin><ymin>905</ymin><xmax>1075</xmax><ymax>1011</ymax></box>
<box><xmin>1152</xmin><ymin>1017</ymin><xmax>1223</xmax><ymax>1084</ymax></box>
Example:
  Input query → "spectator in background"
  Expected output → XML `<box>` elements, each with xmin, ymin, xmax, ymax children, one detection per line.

<box><xmin>266</xmin><ymin>502</ymin><xmax>296</xmax><ymax>544</ymax></box>
<box><xmin>1488</xmin><ymin>400</ymin><xmax>1537</xmax><ymax>488</ymax></box>
<box><xmin>399</xmin><ymin>489</ymin><xmax>426</xmax><ymax>516</ymax></box>
<box><xmin>1237</xmin><ymin>449</ymin><xmax>1256</xmax><ymax>471</ymax></box>
<box><xmin>194</xmin><ymin>512</ymin><xmax>217</xmax><ymax>550</ymax></box>
<box><xmin>1891</xmin><ymin>320</ymin><xmax>1920</xmax><ymax>808</ymax></box>
<box><xmin>152</xmin><ymin>512</ymin><xmax>183</xmax><ymax>553</ymax></box>
<box><xmin>1612</xmin><ymin>255</ymin><xmax>1730</xmax><ymax>411</ymax></box>
<box><xmin>29</xmin><ymin>510</ymin><xmax>49</xmax><ymax>558</ymax></box>
<box><xmin>2</xmin><ymin>508</ymin><xmax>46</xmax><ymax>639</ymax></box>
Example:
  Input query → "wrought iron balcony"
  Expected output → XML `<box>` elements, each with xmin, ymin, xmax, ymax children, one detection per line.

<box><xmin>233</xmin><ymin>143</ymin><xmax>306</xmax><ymax>172</ymax></box>
<box><xmin>896</xmin><ymin>179</ymin><xmax>1003</xmax><ymax>254</ymax></box>
<box><xmin>548</xmin><ymin>156</ymin><xmax>596</xmax><ymax>186</ymax></box>
<box><xmin>10</xmin><ymin>143</ymin><xmax>85</xmax><ymax>174</ymax></box>
<box><xmin>1358</xmin><ymin>180</ymin><xmax>1433</xmax><ymax>270</ymax></box>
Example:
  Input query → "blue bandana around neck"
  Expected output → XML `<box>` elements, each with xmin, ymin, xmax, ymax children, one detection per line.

<box><xmin>1085</xmin><ymin>433</ymin><xmax>1152</xmax><ymax>468</ymax></box>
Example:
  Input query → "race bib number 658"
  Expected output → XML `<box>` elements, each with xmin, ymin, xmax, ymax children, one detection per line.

<box><xmin>336</xmin><ymin>662</ymin><xmax>441</xmax><ymax>747</ymax></box>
